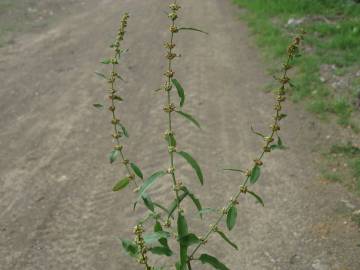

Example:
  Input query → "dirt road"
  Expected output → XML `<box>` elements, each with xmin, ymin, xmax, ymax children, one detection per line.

<box><xmin>1</xmin><ymin>0</ymin><xmax>359</xmax><ymax>269</ymax></box>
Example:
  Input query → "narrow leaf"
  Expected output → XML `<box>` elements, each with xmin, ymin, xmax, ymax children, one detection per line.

<box><xmin>109</xmin><ymin>149</ymin><xmax>120</xmax><ymax>164</ymax></box>
<box><xmin>172</xmin><ymin>78</ymin><xmax>185</xmax><ymax>107</ymax></box>
<box><xmin>142</xmin><ymin>193</ymin><xmax>155</xmax><ymax>212</ymax></box>
<box><xmin>94</xmin><ymin>71</ymin><xmax>106</xmax><ymax>79</ymax></box>
<box><xmin>149</xmin><ymin>246</ymin><xmax>173</xmax><ymax>256</ymax></box>
<box><xmin>250</xmin><ymin>165</ymin><xmax>261</xmax><ymax>184</ymax></box>
<box><xmin>101</xmin><ymin>58</ymin><xmax>112</xmax><ymax>64</ymax></box>
<box><xmin>175</xmin><ymin>111</ymin><xmax>201</xmax><ymax>129</ymax></box>
<box><xmin>180</xmin><ymin>186</ymin><xmax>202</xmax><ymax>216</ymax></box>
<box><xmin>248</xmin><ymin>190</ymin><xmax>265</xmax><ymax>207</ymax></box>
<box><xmin>226</xmin><ymin>206</ymin><xmax>237</xmax><ymax>231</ymax></box>
<box><xmin>154</xmin><ymin>202</ymin><xmax>170</xmax><ymax>215</ymax></box>
<box><xmin>250</xmin><ymin>126</ymin><xmax>265</xmax><ymax>138</ymax></box>
<box><xmin>178</xmin><ymin>27</ymin><xmax>209</xmax><ymax>35</ymax></box>
<box><xmin>165</xmin><ymin>133</ymin><xmax>177</xmax><ymax>147</ymax></box>
<box><xmin>93</xmin><ymin>103</ymin><xmax>103</xmax><ymax>109</ymax></box>
<box><xmin>216</xmin><ymin>230</ymin><xmax>238</xmax><ymax>250</ymax></box>
<box><xmin>117</xmin><ymin>123</ymin><xmax>129</xmax><ymax>138</ymax></box>
<box><xmin>137</xmin><ymin>171</ymin><xmax>166</xmax><ymax>200</ymax></box>
<box><xmin>112</xmin><ymin>177</ymin><xmax>130</xmax><ymax>191</ymax></box>
<box><xmin>176</xmin><ymin>151</ymin><xmax>204</xmax><ymax>185</ymax></box>
<box><xmin>131</xmin><ymin>162</ymin><xmax>143</xmax><ymax>179</ymax></box>
<box><xmin>121</xmin><ymin>239</ymin><xmax>138</xmax><ymax>258</ymax></box>
<box><xmin>224</xmin><ymin>168</ymin><xmax>245</xmax><ymax>173</ymax></box>
<box><xmin>199</xmin><ymin>254</ymin><xmax>230</xmax><ymax>270</ymax></box>
<box><xmin>179</xmin><ymin>233</ymin><xmax>201</xmax><ymax>246</ymax></box>
<box><xmin>168</xmin><ymin>192</ymin><xmax>188</xmax><ymax>218</ymax></box>
<box><xmin>143</xmin><ymin>231</ymin><xmax>171</xmax><ymax>244</ymax></box>
<box><xmin>154</xmin><ymin>222</ymin><xmax>170</xmax><ymax>249</ymax></box>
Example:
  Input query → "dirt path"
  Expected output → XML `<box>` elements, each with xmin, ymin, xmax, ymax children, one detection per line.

<box><xmin>1</xmin><ymin>0</ymin><xmax>359</xmax><ymax>269</ymax></box>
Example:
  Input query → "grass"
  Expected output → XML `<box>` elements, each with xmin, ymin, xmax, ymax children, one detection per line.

<box><xmin>233</xmin><ymin>0</ymin><xmax>360</xmax><ymax>129</ymax></box>
<box><xmin>323</xmin><ymin>142</ymin><xmax>360</xmax><ymax>193</ymax></box>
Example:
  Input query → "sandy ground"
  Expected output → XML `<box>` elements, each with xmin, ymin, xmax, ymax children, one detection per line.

<box><xmin>0</xmin><ymin>0</ymin><xmax>360</xmax><ymax>270</ymax></box>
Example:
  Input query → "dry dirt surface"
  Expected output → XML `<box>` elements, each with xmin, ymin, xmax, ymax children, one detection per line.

<box><xmin>1</xmin><ymin>0</ymin><xmax>360</xmax><ymax>270</ymax></box>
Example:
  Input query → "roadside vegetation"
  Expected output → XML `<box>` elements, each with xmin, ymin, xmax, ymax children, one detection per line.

<box><xmin>234</xmin><ymin>0</ymin><xmax>360</xmax><ymax>129</ymax></box>
<box><xmin>234</xmin><ymin>0</ymin><xmax>360</xmax><ymax>195</ymax></box>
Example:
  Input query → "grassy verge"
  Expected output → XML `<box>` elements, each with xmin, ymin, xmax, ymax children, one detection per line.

<box><xmin>233</xmin><ymin>0</ymin><xmax>360</xmax><ymax>129</ymax></box>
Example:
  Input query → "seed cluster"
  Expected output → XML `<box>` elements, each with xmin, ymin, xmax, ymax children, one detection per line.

<box><xmin>133</xmin><ymin>225</ymin><xmax>152</xmax><ymax>270</ymax></box>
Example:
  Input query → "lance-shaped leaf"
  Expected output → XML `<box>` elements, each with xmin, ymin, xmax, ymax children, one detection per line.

<box><xmin>226</xmin><ymin>205</ymin><xmax>237</xmax><ymax>231</ymax></box>
<box><xmin>250</xmin><ymin>126</ymin><xmax>265</xmax><ymax>138</ymax></box>
<box><xmin>250</xmin><ymin>165</ymin><xmax>261</xmax><ymax>184</ymax></box>
<box><xmin>177</xmin><ymin>212</ymin><xmax>188</xmax><ymax>270</ymax></box>
<box><xmin>175</xmin><ymin>111</ymin><xmax>201</xmax><ymax>129</ymax></box>
<box><xmin>143</xmin><ymin>231</ymin><xmax>171</xmax><ymax>244</ymax></box>
<box><xmin>137</xmin><ymin>171</ymin><xmax>166</xmax><ymax>200</ymax></box>
<box><xmin>101</xmin><ymin>58</ymin><xmax>112</xmax><ymax>64</ymax></box>
<box><xmin>154</xmin><ymin>202</ymin><xmax>170</xmax><ymax>215</ymax></box>
<box><xmin>109</xmin><ymin>149</ymin><xmax>120</xmax><ymax>164</ymax></box>
<box><xmin>215</xmin><ymin>229</ymin><xmax>238</xmax><ymax>250</ymax></box>
<box><xmin>121</xmin><ymin>239</ymin><xmax>138</xmax><ymax>258</ymax></box>
<box><xmin>117</xmin><ymin>123</ymin><xmax>129</xmax><ymax>138</ymax></box>
<box><xmin>176</xmin><ymin>151</ymin><xmax>204</xmax><ymax>185</ymax></box>
<box><xmin>172</xmin><ymin>78</ymin><xmax>185</xmax><ymax>107</ymax></box>
<box><xmin>149</xmin><ymin>246</ymin><xmax>173</xmax><ymax>257</ymax></box>
<box><xmin>93</xmin><ymin>103</ymin><xmax>104</xmax><ymax>109</ymax></box>
<box><xmin>168</xmin><ymin>191</ymin><xmax>188</xmax><ymax>218</ymax></box>
<box><xmin>94</xmin><ymin>71</ymin><xmax>106</xmax><ymax>79</ymax></box>
<box><xmin>179</xmin><ymin>233</ymin><xmax>201</xmax><ymax>247</ymax></box>
<box><xmin>248</xmin><ymin>190</ymin><xmax>265</xmax><ymax>207</ymax></box>
<box><xmin>131</xmin><ymin>162</ymin><xmax>143</xmax><ymax>179</ymax></box>
<box><xmin>178</xmin><ymin>27</ymin><xmax>209</xmax><ymax>35</ymax></box>
<box><xmin>224</xmin><ymin>168</ymin><xmax>246</xmax><ymax>173</ymax></box>
<box><xmin>154</xmin><ymin>222</ymin><xmax>170</xmax><ymax>249</ymax></box>
<box><xmin>112</xmin><ymin>177</ymin><xmax>130</xmax><ymax>192</ymax></box>
<box><xmin>180</xmin><ymin>186</ymin><xmax>202</xmax><ymax>216</ymax></box>
<box><xmin>199</xmin><ymin>254</ymin><xmax>230</xmax><ymax>270</ymax></box>
<box><xmin>142</xmin><ymin>193</ymin><xmax>155</xmax><ymax>212</ymax></box>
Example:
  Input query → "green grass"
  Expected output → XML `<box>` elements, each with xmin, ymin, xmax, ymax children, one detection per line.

<box><xmin>325</xmin><ymin>142</ymin><xmax>360</xmax><ymax>192</ymax></box>
<box><xmin>233</xmin><ymin>0</ymin><xmax>360</xmax><ymax>128</ymax></box>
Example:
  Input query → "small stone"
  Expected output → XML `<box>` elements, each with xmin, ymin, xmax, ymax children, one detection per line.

<box><xmin>312</xmin><ymin>259</ymin><xmax>329</xmax><ymax>270</ymax></box>
<box><xmin>341</xmin><ymin>199</ymin><xmax>356</xmax><ymax>210</ymax></box>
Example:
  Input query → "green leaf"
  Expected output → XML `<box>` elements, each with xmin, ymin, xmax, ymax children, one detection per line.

<box><xmin>175</xmin><ymin>262</ymin><xmax>181</xmax><ymax>270</ymax></box>
<box><xmin>216</xmin><ymin>230</ymin><xmax>238</xmax><ymax>250</ymax></box>
<box><xmin>154</xmin><ymin>222</ymin><xmax>170</xmax><ymax>249</ymax></box>
<box><xmin>117</xmin><ymin>123</ymin><xmax>129</xmax><ymax>138</ymax></box>
<box><xmin>250</xmin><ymin>165</ymin><xmax>261</xmax><ymax>184</ymax></box>
<box><xmin>149</xmin><ymin>246</ymin><xmax>173</xmax><ymax>256</ymax></box>
<box><xmin>94</xmin><ymin>71</ymin><xmax>106</xmax><ymax>79</ymax></box>
<box><xmin>178</xmin><ymin>212</ymin><xmax>188</xmax><ymax>270</ymax></box>
<box><xmin>121</xmin><ymin>239</ymin><xmax>138</xmax><ymax>258</ymax></box>
<box><xmin>250</xmin><ymin>126</ymin><xmax>265</xmax><ymax>138</ymax></box>
<box><xmin>224</xmin><ymin>168</ymin><xmax>245</xmax><ymax>173</ymax></box>
<box><xmin>199</xmin><ymin>254</ymin><xmax>230</xmax><ymax>270</ymax></box>
<box><xmin>137</xmin><ymin>171</ymin><xmax>166</xmax><ymax>200</ymax></box>
<box><xmin>176</xmin><ymin>151</ymin><xmax>204</xmax><ymax>185</ymax></box>
<box><xmin>101</xmin><ymin>58</ymin><xmax>112</xmax><ymax>64</ymax></box>
<box><xmin>153</xmin><ymin>203</ymin><xmax>170</xmax><ymax>215</ymax></box>
<box><xmin>109</xmin><ymin>149</ymin><xmax>120</xmax><ymax>164</ymax></box>
<box><xmin>112</xmin><ymin>177</ymin><xmax>130</xmax><ymax>191</ymax></box>
<box><xmin>198</xmin><ymin>207</ymin><xmax>218</xmax><ymax>216</ymax></box>
<box><xmin>142</xmin><ymin>193</ymin><xmax>155</xmax><ymax>212</ymax></box>
<box><xmin>131</xmin><ymin>162</ymin><xmax>143</xmax><ymax>179</ymax></box>
<box><xmin>168</xmin><ymin>192</ymin><xmax>188</xmax><ymax>218</ymax></box>
<box><xmin>172</xmin><ymin>78</ymin><xmax>185</xmax><ymax>107</ymax></box>
<box><xmin>144</xmin><ymin>231</ymin><xmax>171</xmax><ymax>244</ymax></box>
<box><xmin>178</xmin><ymin>27</ymin><xmax>209</xmax><ymax>35</ymax></box>
<box><xmin>248</xmin><ymin>190</ymin><xmax>265</xmax><ymax>207</ymax></box>
<box><xmin>175</xmin><ymin>111</ymin><xmax>201</xmax><ymax>129</ymax></box>
<box><xmin>93</xmin><ymin>103</ymin><xmax>103</xmax><ymax>109</ymax></box>
<box><xmin>226</xmin><ymin>205</ymin><xmax>237</xmax><ymax>231</ymax></box>
<box><xmin>179</xmin><ymin>233</ymin><xmax>201</xmax><ymax>246</ymax></box>
<box><xmin>165</xmin><ymin>133</ymin><xmax>177</xmax><ymax>147</ymax></box>
<box><xmin>180</xmin><ymin>186</ymin><xmax>202</xmax><ymax>216</ymax></box>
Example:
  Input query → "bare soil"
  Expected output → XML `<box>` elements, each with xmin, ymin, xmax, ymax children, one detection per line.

<box><xmin>0</xmin><ymin>0</ymin><xmax>359</xmax><ymax>270</ymax></box>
